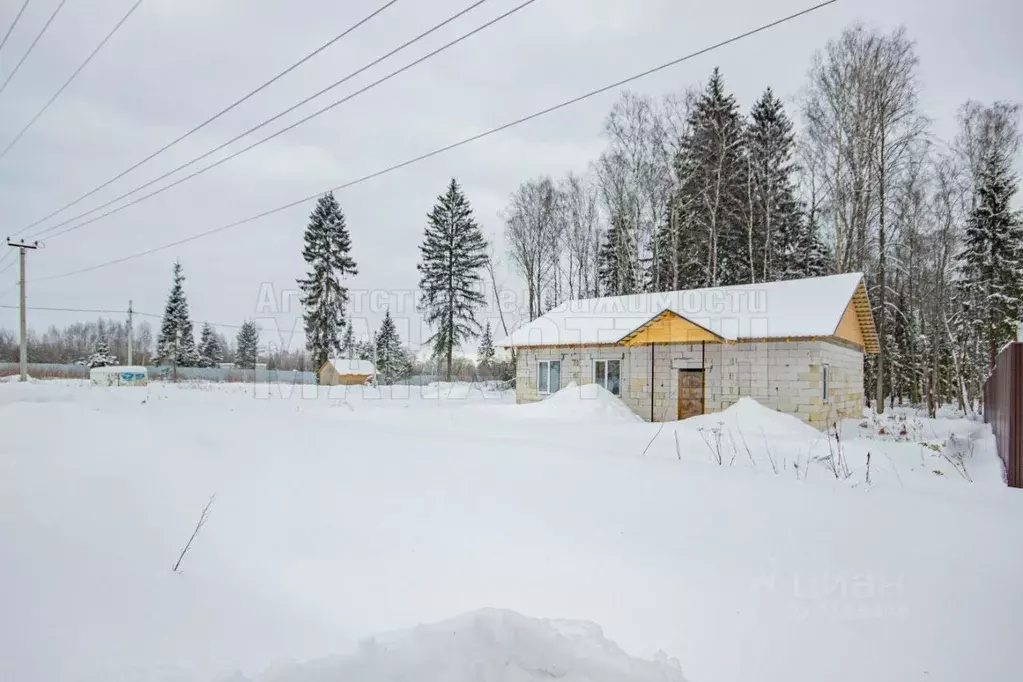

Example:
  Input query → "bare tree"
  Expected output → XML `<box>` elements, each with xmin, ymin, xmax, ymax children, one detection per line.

<box><xmin>803</xmin><ymin>25</ymin><xmax>926</xmax><ymax>412</ymax></box>
<box><xmin>558</xmin><ymin>172</ymin><xmax>600</xmax><ymax>298</ymax></box>
<box><xmin>504</xmin><ymin>177</ymin><xmax>562</xmax><ymax>320</ymax></box>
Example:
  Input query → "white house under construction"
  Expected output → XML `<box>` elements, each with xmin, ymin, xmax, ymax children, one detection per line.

<box><xmin>501</xmin><ymin>273</ymin><xmax>878</xmax><ymax>428</ymax></box>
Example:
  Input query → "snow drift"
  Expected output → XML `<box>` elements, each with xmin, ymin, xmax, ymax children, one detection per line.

<box><xmin>238</xmin><ymin>609</ymin><xmax>686</xmax><ymax>682</ymax></box>
<box><xmin>683</xmin><ymin>396</ymin><xmax>822</xmax><ymax>440</ymax></box>
<box><xmin>518</xmin><ymin>383</ymin><xmax>642</xmax><ymax>423</ymax></box>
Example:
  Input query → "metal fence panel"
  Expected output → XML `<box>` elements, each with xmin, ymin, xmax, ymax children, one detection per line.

<box><xmin>984</xmin><ymin>342</ymin><xmax>1023</xmax><ymax>489</ymax></box>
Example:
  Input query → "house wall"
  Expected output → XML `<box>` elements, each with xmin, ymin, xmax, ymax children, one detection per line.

<box><xmin>514</xmin><ymin>339</ymin><xmax>864</xmax><ymax>428</ymax></box>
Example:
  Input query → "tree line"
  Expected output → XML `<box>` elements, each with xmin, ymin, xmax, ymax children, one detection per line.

<box><xmin>501</xmin><ymin>23</ymin><xmax>1022</xmax><ymax>415</ymax></box>
<box><xmin>0</xmin><ymin>318</ymin><xmax>154</xmax><ymax>365</ymax></box>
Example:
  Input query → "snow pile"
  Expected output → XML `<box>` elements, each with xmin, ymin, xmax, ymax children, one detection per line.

<box><xmin>520</xmin><ymin>383</ymin><xmax>642</xmax><ymax>423</ymax></box>
<box><xmin>241</xmin><ymin>609</ymin><xmax>686</xmax><ymax>682</ymax></box>
<box><xmin>657</xmin><ymin>396</ymin><xmax>1006</xmax><ymax>487</ymax></box>
<box><xmin>684</xmin><ymin>397</ymin><xmax>821</xmax><ymax>440</ymax></box>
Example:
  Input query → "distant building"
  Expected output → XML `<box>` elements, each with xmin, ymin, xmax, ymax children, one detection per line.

<box><xmin>217</xmin><ymin>363</ymin><xmax>235</xmax><ymax>370</ymax></box>
<box><xmin>501</xmin><ymin>273</ymin><xmax>878</xmax><ymax>428</ymax></box>
<box><xmin>319</xmin><ymin>358</ymin><xmax>376</xmax><ymax>385</ymax></box>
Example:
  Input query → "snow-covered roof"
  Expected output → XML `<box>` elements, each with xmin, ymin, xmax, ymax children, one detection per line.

<box><xmin>501</xmin><ymin>273</ymin><xmax>869</xmax><ymax>348</ymax></box>
<box><xmin>327</xmin><ymin>358</ymin><xmax>376</xmax><ymax>376</ymax></box>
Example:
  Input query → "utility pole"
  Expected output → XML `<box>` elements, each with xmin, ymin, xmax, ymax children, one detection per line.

<box><xmin>6</xmin><ymin>239</ymin><xmax>40</xmax><ymax>382</ymax></box>
<box><xmin>127</xmin><ymin>300</ymin><xmax>134</xmax><ymax>365</ymax></box>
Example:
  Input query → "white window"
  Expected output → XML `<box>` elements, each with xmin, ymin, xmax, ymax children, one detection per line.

<box><xmin>538</xmin><ymin>360</ymin><xmax>561</xmax><ymax>395</ymax></box>
<box><xmin>593</xmin><ymin>359</ymin><xmax>622</xmax><ymax>396</ymax></box>
<box><xmin>822</xmin><ymin>363</ymin><xmax>830</xmax><ymax>402</ymax></box>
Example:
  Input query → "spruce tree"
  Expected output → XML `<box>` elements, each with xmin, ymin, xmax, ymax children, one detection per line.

<box><xmin>746</xmin><ymin>88</ymin><xmax>803</xmax><ymax>282</ymax></box>
<box><xmin>797</xmin><ymin>215</ymin><xmax>831</xmax><ymax>278</ymax></box>
<box><xmin>477</xmin><ymin>320</ymin><xmax>495</xmax><ymax>377</ymax></box>
<box><xmin>197</xmin><ymin>322</ymin><xmax>224</xmax><ymax>368</ymax></box>
<box><xmin>678</xmin><ymin>68</ymin><xmax>747</xmax><ymax>286</ymax></box>
<box><xmin>598</xmin><ymin>212</ymin><xmax>638</xmax><ymax>296</ymax></box>
<box><xmin>298</xmin><ymin>192</ymin><xmax>358</xmax><ymax>375</ymax></box>
<box><xmin>87</xmin><ymin>338</ymin><xmax>117</xmax><ymax>368</ymax></box>
<box><xmin>155</xmin><ymin>261</ymin><xmax>200</xmax><ymax>367</ymax></box>
<box><xmin>340</xmin><ymin>322</ymin><xmax>356</xmax><ymax>359</ymax></box>
<box><xmin>417</xmin><ymin>178</ymin><xmax>489</xmax><ymax>381</ymax></box>
<box><xmin>355</xmin><ymin>339</ymin><xmax>375</xmax><ymax>362</ymax></box>
<box><xmin>234</xmin><ymin>321</ymin><xmax>259</xmax><ymax>369</ymax></box>
<box><xmin>374</xmin><ymin>309</ymin><xmax>406</xmax><ymax>384</ymax></box>
<box><xmin>957</xmin><ymin>143</ymin><xmax>1023</xmax><ymax>369</ymax></box>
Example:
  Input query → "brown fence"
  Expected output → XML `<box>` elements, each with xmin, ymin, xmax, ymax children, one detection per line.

<box><xmin>984</xmin><ymin>342</ymin><xmax>1023</xmax><ymax>488</ymax></box>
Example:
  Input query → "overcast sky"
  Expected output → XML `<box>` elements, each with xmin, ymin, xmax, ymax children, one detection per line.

<box><xmin>0</xmin><ymin>0</ymin><xmax>1020</xmax><ymax>355</ymax></box>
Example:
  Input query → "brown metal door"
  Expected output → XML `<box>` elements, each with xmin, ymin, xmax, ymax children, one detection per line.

<box><xmin>677</xmin><ymin>369</ymin><xmax>704</xmax><ymax>420</ymax></box>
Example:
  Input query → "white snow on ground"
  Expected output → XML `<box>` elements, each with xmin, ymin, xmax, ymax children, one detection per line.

<box><xmin>234</xmin><ymin>608</ymin><xmax>686</xmax><ymax>682</ymax></box>
<box><xmin>1</xmin><ymin>380</ymin><xmax>1022</xmax><ymax>682</ymax></box>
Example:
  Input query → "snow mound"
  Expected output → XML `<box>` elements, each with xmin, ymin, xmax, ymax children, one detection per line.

<box><xmin>520</xmin><ymin>383</ymin><xmax>642</xmax><ymax>423</ymax></box>
<box><xmin>683</xmin><ymin>396</ymin><xmax>822</xmax><ymax>439</ymax></box>
<box><xmin>238</xmin><ymin>609</ymin><xmax>686</xmax><ymax>682</ymax></box>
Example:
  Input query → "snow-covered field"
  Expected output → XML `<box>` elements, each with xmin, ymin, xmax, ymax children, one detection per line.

<box><xmin>2</xmin><ymin>379</ymin><xmax>1021</xmax><ymax>682</ymax></box>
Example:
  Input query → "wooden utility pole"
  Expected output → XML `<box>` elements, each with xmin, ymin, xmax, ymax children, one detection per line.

<box><xmin>127</xmin><ymin>300</ymin><xmax>134</xmax><ymax>365</ymax></box>
<box><xmin>6</xmin><ymin>239</ymin><xmax>40</xmax><ymax>382</ymax></box>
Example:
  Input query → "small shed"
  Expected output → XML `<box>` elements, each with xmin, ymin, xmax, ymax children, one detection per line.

<box><xmin>319</xmin><ymin>358</ymin><xmax>376</xmax><ymax>385</ymax></box>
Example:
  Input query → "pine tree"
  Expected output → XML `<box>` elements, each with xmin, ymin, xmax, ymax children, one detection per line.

<box><xmin>477</xmin><ymin>320</ymin><xmax>495</xmax><ymax>376</ymax></box>
<box><xmin>155</xmin><ymin>261</ymin><xmax>200</xmax><ymax>367</ymax></box>
<box><xmin>196</xmin><ymin>323</ymin><xmax>224</xmax><ymax>368</ymax></box>
<box><xmin>417</xmin><ymin>178</ymin><xmax>490</xmax><ymax>381</ymax></box>
<box><xmin>235</xmin><ymin>321</ymin><xmax>259</xmax><ymax>369</ymax></box>
<box><xmin>298</xmin><ymin>192</ymin><xmax>358</xmax><ymax>375</ymax></box>
<box><xmin>374</xmin><ymin>309</ymin><xmax>407</xmax><ymax>384</ymax></box>
<box><xmin>87</xmin><ymin>338</ymin><xmax>117</xmax><ymax>368</ymax></box>
<box><xmin>957</xmin><ymin>142</ymin><xmax>1023</xmax><ymax>370</ymax></box>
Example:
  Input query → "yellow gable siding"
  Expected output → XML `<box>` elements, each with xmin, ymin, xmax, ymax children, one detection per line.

<box><xmin>622</xmin><ymin>311</ymin><xmax>721</xmax><ymax>346</ymax></box>
<box><xmin>834</xmin><ymin>299</ymin><xmax>866</xmax><ymax>349</ymax></box>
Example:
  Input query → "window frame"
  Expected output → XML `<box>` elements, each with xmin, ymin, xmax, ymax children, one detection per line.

<box><xmin>822</xmin><ymin>363</ymin><xmax>830</xmax><ymax>403</ymax></box>
<box><xmin>538</xmin><ymin>359</ymin><xmax>561</xmax><ymax>395</ymax></box>
<box><xmin>593</xmin><ymin>358</ymin><xmax>622</xmax><ymax>397</ymax></box>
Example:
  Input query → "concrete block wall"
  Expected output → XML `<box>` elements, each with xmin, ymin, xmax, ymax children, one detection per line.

<box><xmin>515</xmin><ymin>340</ymin><xmax>865</xmax><ymax>428</ymax></box>
<box><xmin>818</xmin><ymin>340</ymin><xmax>866</xmax><ymax>425</ymax></box>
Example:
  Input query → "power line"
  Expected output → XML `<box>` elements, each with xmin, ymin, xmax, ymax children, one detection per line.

<box><xmin>12</xmin><ymin>0</ymin><xmax>403</xmax><ymax>236</ymax></box>
<box><xmin>27</xmin><ymin>0</ymin><xmax>504</xmax><ymax>242</ymax></box>
<box><xmin>0</xmin><ymin>0</ymin><xmax>33</xmax><ymax>54</ymax></box>
<box><xmin>0</xmin><ymin>304</ymin><xmax>248</xmax><ymax>329</ymax></box>
<box><xmin>0</xmin><ymin>0</ymin><xmax>146</xmax><ymax>162</ymax></box>
<box><xmin>0</xmin><ymin>304</ymin><xmax>127</xmax><ymax>314</ymax></box>
<box><xmin>33</xmin><ymin>0</ymin><xmax>838</xmax><ymax>283</ymax></box>
<box><xmin>0</xmin><ymin>0</ymin><xmax>69</xmax><ymax>100</ymax></box>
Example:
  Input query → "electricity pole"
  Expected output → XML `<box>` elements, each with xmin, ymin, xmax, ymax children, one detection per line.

<box><xmin>127</xmin><ymin>300</ymin><xmax>134</xmax><ymax>365</ymax></box>
<box><xmin>6</xmin><ymin>239</ymin><xmax>40</xmax><ymax>382</ymax></box>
